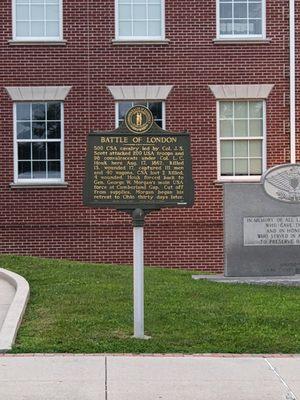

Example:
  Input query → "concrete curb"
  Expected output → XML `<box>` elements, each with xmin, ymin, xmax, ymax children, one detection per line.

<box><xmin>0</xmin><ymin>268</ymin><xmax>30</xmax><ymax>353</ymax></box>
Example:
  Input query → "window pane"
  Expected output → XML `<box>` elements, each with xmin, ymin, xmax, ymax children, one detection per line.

<box><xmin>16</xmin><ymin>5</ymin><xmax>30</xmax><ymax>19</ymax></box>
<box><xmin>249</xmin><ymin>19</ymin><xmax>262</xmax><ymax>35</ymax></box>
<box><xmin>47</xmin><ymin>142</ymin><xmax>60</xmax><ymax>159</ymax></box>
<box><xmin>149</xmin><ymin>103</ymin><xmax>162</xmax><ymax>120</ymax></box>
<box><xmin>18</xmin><ymin>162</ymin><xmax>31</xmax><ymax>179</ymax></box>
<box><xmin>234</xmin><ymin>3</ymin><xmax>247</xmax><ymax>18</ymax></box>
<box><xmin>119</xmin><ymin>21</ymin><xmax>132</xmax><ymax>36</ymax></box>
<box><xmin>250</xmin><ymin>159</ymin><xmax>262</xmax><ymax>175</ymax></box>
<box><xmin>234</xmin><ymin>20</ymin><xmax>247</xmax><ymax>34</ymax></box>
<box><xmin>220</xmin><ymin>120</ymin><xmax>233</xmax><ymax>137</ymax></box>
<box><xmin>47</xmin><ymin>122</ymin><xmax>61</xmax><ymax>139</ymax></box>
<box><xmin>18</xmin><ymin>143</ymin><xmax>31</xmax><ymax>160</ymax></box>
<box><xmin>221</xmin><ymin>141</ymin><xmax>233</xmax><ymax>157</ymax></box>
<box><xmin>47</xmin><ymin>103</ymin><xmax>61</xmax><ymax>120</ymax></box>
<box><xmin>32</xmin><ymin>142</ymin><xmax>46</xmax><ymax>159</ymax></box>
<box><xmin>235</xmin><ymin>140</ymin><xmax>248</xmax><ymax>157</ymax></box>
<box><xmin>17</xmin><ymin>104</ymin><xmax>30</xmax><ymax>120</ymax></box>
<box><xmin>220</xmin><ymin>20</ymin><xmax>233</xmax><ymax>35</ymax></box>
<box><xmin>234</xmin><ymin>101</ymin><xmax>248</xmax><ymax>118</ymax></box>
<box><xmin>249</xmin><ymin>101</ymin><xmax>263</xmax><ymax>118</ymax></box>
<box><xmin>133</xmin><ymin>21</ymin><xmax>147</xmax><ymax>36</ymax></box>
<box><xmin>234</xmin><ymin>120</ymin><xmax>248</xmax><ymax>137</ymax></box>
<box><xmin>133</xmin><ymin>5</ymin><xmax>147</xmax><ymax>19</ymax></box>
<box><xmin>148</xmin><ymin>21</ymin><xmax>161</xmax><ymax>36</ymax></box>
<box><xmin>119</xmin><ymin>102</ymin><xmax>133</xmax><ymax>119</ymax></box>
<box><xmin>235</xmin><ymin>159</ymin><xmax>248</xmax><ymax>175</ymax></box>
<box><xmin>46</xmin><ymin>21</ymin><xmax>59</xmax><ymax>36</ymax></box>
<box><xmin>220</xmin><ymin>3</ymin><xmax>232</xmax><ymax>18</ymax></box>
<box><xmin>119</xmin><ymin>4</ymin><xmax>131</xmax><ymax>19</ymax></box>
<box><xmin>16</xmin><ymin>21</ymin><xmax>30</xmax><ymax>36</ymax></box>
<box><xmin>249</xmin><ymin>3</ymin><xmax>261</xmax><ymax>18</ymax></box>
<box><xmin>32</xmin><ymin>122</ymin><xmax>46</xmax><ymax>139</ymax></box>
<box><xmin>32</xmin><ymin>103</ymin><xmax>46</xmax><ymax>120</ymax></box>
<box><xmin>46</xmin><ymin>5</ymin><xmax>59</xmax><ymax>20</ymax></box>
<box><xmin>149</xmin><ymin>4</ymin><xmax>161</xmax><ymax>19</ymax></box>
<box><xmin>33</xmin><ymin>161</ymin><xmax>46</xmax><ymax>179</ymax></box>
<box><xmin>31</xmin><ymin>21</ymin><xmax>45</xmax><ymax>36</ymax></box>
<box><xmin>249</xmin><ymin>140</ymin><xmax>262</xmax><ymax>157</ymax></box>
<box><xmin>48</xmin><ymin>161</ymin><xmax>61</xmax><ymax>178</ymax></box>
<box><xmin>17</xmin><ymin>122</ymin><xmax>31</xmax><ymax>139</ymax></box>
<box><xmin>220</xmin><ymin>102</ymin><xmax>233</xmax><ymax>118</ymax></box>
<box><xmin>249</xmin><ymin>119</ymin><xmax>263</xmax><ymax>136</ymax></box>
<box><xmin>221</xmin><ymin>159</ymin><xmax>233</xmax><ymax>175</ymax></box>
<box><xmin>31</xmin><ymin>5</ymin><xmax>44</xmax><ymax>20</ymax></box>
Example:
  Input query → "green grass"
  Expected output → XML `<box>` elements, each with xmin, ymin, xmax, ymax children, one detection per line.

<box><xmin>1</xmin><ymin>254</ymin><xmax>299</xmax><ymax>354</ymax></box>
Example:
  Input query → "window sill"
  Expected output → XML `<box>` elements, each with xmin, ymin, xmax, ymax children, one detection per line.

<box><xmin>214</xmin><ymin>178</ymin><xmax>261</xmax><ymax>186</ymax></box>
<box><xmin>8</xmin><ymin>40</ymin><xmax>67</xmax><ymax>46</ymax></box>
<box><xmin>10</xmin><ymin>182</ymin><xmax>69</xmax><ymax>189</ymax></box>
<box><xmin>213</xmin><ymin>38</ymin><xmax>271</xmax><ymax>45</ymax></box>
<box><xmin>112</xmin><ymin>39</ymin><xmax>170</xmax><ymax>45</ymax></box>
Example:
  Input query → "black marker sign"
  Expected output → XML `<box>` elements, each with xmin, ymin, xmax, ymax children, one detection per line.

<box><xmin>84</xmin><ymin>108</ymin><xmax>194</xmax><ymax>210</ymax></box>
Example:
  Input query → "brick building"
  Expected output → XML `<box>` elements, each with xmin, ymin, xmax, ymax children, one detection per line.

<box><xmin>0</xmin><ymin>0</ymin><xmax>297</xmax><ymax>271</ymax></box>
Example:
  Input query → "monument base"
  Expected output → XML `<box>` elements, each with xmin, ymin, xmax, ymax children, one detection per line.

<box><xmin>192</xmin><ymin>274</ymin><xmax>300</xmax><ymax>286</ymax></box>
<box><xmin>224</xmin><ymin>183</ymin><xmax>300</xmax><ymax>277</ymax></box>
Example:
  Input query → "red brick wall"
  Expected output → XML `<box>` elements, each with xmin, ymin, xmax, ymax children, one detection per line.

<box><xmin>0</xmin><ymin>1</ymin><xmax>292</xmax><ymax>271</ymax></box>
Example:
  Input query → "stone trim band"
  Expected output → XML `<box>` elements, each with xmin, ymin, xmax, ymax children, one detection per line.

<box><xmin>107</xmin><ymin>85</ymin><xmax>173</xmax><ymax>100</ymax></box>
<box><xmin>209</xmin><ymin>84</ymin><xmax>274</xmax><ymax>99</ymax></box>
<box><xmin>5</xmin><ymin>86</ymin><xmax>72</xmax><ymax>101</ymax></box>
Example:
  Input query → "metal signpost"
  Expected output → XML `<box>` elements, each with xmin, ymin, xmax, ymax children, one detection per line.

<box><xmin>84</xmin><ymin>106</ymin><xmax>194</xmax><ymax>339</ymax></box>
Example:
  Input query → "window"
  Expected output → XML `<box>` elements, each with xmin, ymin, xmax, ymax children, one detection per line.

<box><xmin>218</xmin><ymin>100</ymin><xmax>265</xmax><ymax>179</ymax></box>
<box><xmin>218</xmin><ymin>0</ymin><xmax>265</xmax><ymax>38</ymax></box>
<box><xmin>14</xmin><ymin>102</ymin><xmax>64</xmax><ymax>182</ymax></box>
<box><xmin>116</xmin><ymin>0</ymin><xmax>164</xmax><ymax>40</ymax></box>
<box><xmin>13</xmin><ymin>0</ymin><xmax>62</xmax><ymax>41</ymax></box>
<box><xmin>116</xmin><ymin>101</ymin><xmax>165</xmax><ymax>128</ymax></box>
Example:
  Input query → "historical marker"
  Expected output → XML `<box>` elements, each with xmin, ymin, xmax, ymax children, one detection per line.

<box><xmin>84</xmin><ymin>106</ymin><xmax>194</xmax><ymax>210</ymax></box>
<box><xmin>84</xmin><ymin>106</ymin><xmax>194</xmax><ymax>338</ymax></box>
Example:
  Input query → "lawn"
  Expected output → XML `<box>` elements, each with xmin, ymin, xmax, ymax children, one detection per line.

<box><xmin>1</xmin><ymin>255</ymin><xmax>299</xmax><ymax>354</ymax></box>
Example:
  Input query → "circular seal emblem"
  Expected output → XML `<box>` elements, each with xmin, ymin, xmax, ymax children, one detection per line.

<box><xmin>262</xmin><ymin>163</ymin><xmax>300</xmax><ymax>203</ymax></box>
<box><xmin>125</xmin><ymin>106</ymin><xmax>154</xmax><ymax>133</ymax></box>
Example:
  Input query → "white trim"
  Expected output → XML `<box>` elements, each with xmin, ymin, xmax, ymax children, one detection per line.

<box><xmin>108</xmin><ymin>85</ymin><xmax>173</xmax><ymax>101</ymax></box>
<box><xmin>290</xmin><ymin>0</ymin><xmax>296</xmax><ymax>163</ymax></box>
<box><xmin>209</xmin><ymin>84</ymin><xmax>274</xmax><ymax>100</ymax></box>
<box><xmin>216</xmin><ymin>0</ymin><xmax>266</xmax><ymax>40</ymax></box>
<box><xmin>115</xmin><ymin>0</ymin><xmax>165</xmax><ymax>41</ymax></box>
<box><xmin>13</xmin><ymin>102</ymin><xmax>65</xmax><ymax>184</ymax></box>
<box><xmin>12</xmin><ymin>0</ymin><xmax>63</xmax><ymax>42</ymax></box>
<box><xmin>217</xmin><ymin>100</ymin><xmax>267</xmax><ymax>181</ymax></box>
<box><xmin>6</xmin><ymin>86</ymin><xmax>71</xmax><ymax>101</ymax></box>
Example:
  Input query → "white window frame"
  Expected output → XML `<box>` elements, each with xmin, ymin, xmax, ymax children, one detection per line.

<box><xmin>115</xmin><ymin>101</ymin><xmax>166</xmax><ymax>129</ymax></box>
<box><xmin>115</xmin><ymin>0</ymin><xmax>165</xmax><ymax>41</ymax></box>
<box><xmin>12</xmin><ymin>0</ymin><xmax>63</xmax><ymax>42</ymax></box>
<box><xmin>13</xmin><ymin>102</ymin><xmax>65</xmax><ymax>184</ymax></box>
<box><xmin>216</xmin><ymin>0</ymin><xmax>266</xmax><ymax>40</ymax></box>
<box><xmin>217</xmin><ymin>100</ymin><xmax>267</xmax><ymax>181</ymax></box>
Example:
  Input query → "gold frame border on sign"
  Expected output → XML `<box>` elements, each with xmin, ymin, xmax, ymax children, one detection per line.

<box><xmin>125</xmin><ymin>106</ymin><xmax>154</xmax><ymax>133</ymax></box>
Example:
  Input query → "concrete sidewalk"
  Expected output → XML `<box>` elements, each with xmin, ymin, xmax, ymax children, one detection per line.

<box><xmin>0</xmin><ymin>355</ymin><xmax>299</xmax><ymax>400</ymax></box>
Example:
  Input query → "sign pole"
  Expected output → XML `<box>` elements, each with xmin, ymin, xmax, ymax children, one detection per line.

<box><xmin>132</xmin><ymin>208</ymin><xmax>147</xmax><ymax>339</ymax></box>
